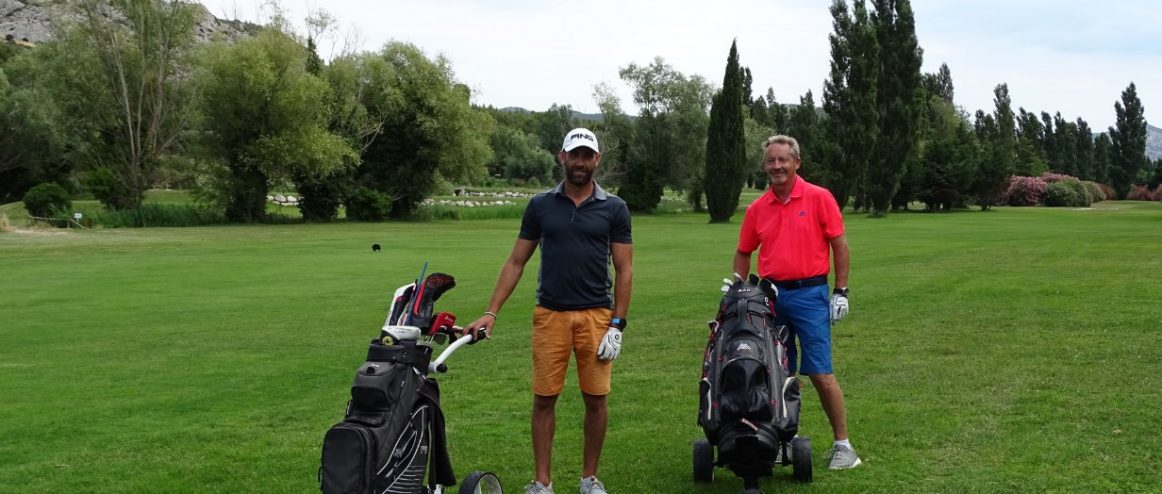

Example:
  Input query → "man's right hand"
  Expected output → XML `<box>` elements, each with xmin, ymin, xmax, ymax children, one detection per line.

<box><xmin>463</xmin><ymin>313</ymin><xmax>496</xmax><ymax>343</ymax></box>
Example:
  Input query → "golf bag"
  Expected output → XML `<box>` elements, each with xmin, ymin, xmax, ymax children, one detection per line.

<box><xmin>698</xmin><ymin>278</ymin><xmax>801</xmax><ymax>470</ymax></box>
<box><xmin>320</xmin><ymin>273</ymin><xmax>459</xmax><ymax>494</ymax></box>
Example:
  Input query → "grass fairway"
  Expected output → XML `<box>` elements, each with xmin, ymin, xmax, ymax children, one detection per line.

<box><xmin>2</xmin><ymin>202</ymin><xmax>1161</xmax><ymax>493</ymax></box>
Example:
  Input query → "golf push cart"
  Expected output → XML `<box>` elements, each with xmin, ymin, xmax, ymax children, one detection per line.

<box><xmin>321</xmin><ymin>267</ymin><xmax>503</xmax><ymax>494</ymax></box>
<box><xmin>693</xmin><ymin>275</ymin><xmax>812</xmax><ymax>494</ymax></box>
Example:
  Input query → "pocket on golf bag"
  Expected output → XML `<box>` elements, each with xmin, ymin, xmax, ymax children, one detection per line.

<box><xmin>320</xmin><ymin>422</ymin><xmax>375</xmax><ymax>494</ymax></box>
<box><xmin>776</xmin><ymin>376</ymin><xmax>801</xmax><ymax>441</ymax></box>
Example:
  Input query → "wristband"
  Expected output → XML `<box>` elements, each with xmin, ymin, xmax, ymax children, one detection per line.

<box><xmin>833</xmin><ymin>287</ymin><xmax>850</xmax><ymax>297</ymax></box>
<box><xmin>483</xmin><ymin>311</ymin><xmax>498</xmax><ymax>320</ymax></box>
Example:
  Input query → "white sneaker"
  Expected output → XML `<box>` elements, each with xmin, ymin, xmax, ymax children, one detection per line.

<box><xmin>827</xmin><ymin>444</ymin><xmax>862</xmax><ymax>470</ymax></box>
<box><xmin>524</xmin><ymin>480</ymin><xmax>553</xmax><ymax>494</ymax></box>
<box><xmin>579</xmin><ymin>476</ymin><xmax>608</xmax><ymax>494</ymax></box>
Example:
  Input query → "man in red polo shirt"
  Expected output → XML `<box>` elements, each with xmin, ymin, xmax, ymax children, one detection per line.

<box><xmin>733</xmin><ymin>134</ymin><xmax>860</xmax><ymax>470</ymax></box>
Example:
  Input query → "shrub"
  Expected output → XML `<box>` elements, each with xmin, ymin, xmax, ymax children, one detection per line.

<box><xmin>1004</xmin><ymin>176</ymin><xmax>1048</xmax><ymax>206</ymax></box>
<box><xmin>1126</xmin><ymin>185</ymin><xmax>1155</xmax><ymax>201</ymax></box>
<box><xmin>1080</xmin><ymin>181</ymin><xmax>1105</xmax><ymax>203</ymax></box>
<box><xmin>87</xmin><ymin>204</ymin><xmax>226</xmax><ymax>228</ymax></box>
<box><xmin>22</xmin><ymin>183</ymin><xmax>72</xmax><ymax>218</ymax></box>
<box><xmin>1063</xmin><ymin>180</ymin><xmax>1092</xmax><ymax>206</ymax></box>
<box><xmin>1153</xmin><ymin>184</ymin><xmax>1162</xmax><ymax>202</ymax></box>
<box><xmin>1043</xmin><ymin>181</ymin><xmax>1089</xmax><ymax>207</ymax></box>
<box><xmin>345</xmin><ymin>187</ymin><xmax>392</xmax><ymax>221</ymax></box>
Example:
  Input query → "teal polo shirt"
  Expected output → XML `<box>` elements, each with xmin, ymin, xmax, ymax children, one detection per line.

<box><xmin>519</xmin><ymin>182</ymin><xmax>632</xmax><ymax>311</ymax></box>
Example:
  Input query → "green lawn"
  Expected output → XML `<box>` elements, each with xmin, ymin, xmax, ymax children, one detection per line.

<box><xmin>2</xmin><ymin>202</ymin><xmax>1160</xmax><ymax>493</ymax></box>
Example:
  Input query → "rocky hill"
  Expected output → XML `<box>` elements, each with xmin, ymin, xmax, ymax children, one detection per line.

<box><xmin>1146</xmin><ymin>124</ymin><xmax>1162</xmax><ymax>161</ymax></box>
<box><xmin>1</xmin><ymin>0</ymin><xmax>253</xmax><ymax>46</ymax></box>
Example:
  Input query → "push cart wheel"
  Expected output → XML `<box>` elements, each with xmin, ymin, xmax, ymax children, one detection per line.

<box><xmin>459</xmin><ymin>471</ymin><xmax>503</xmax><ymax>494</ymax></box>
<box><xmin>693</xmin><ymin>438</ymin><xmax>715</xmax><ymax>482</ymax></box>
<box><xmin>791</xmin><ymin>436</ymin><xmax>813</xmax><ymax>483</ymax></box>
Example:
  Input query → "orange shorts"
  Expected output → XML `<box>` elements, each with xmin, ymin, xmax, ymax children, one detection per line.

<box><xmin>531</xmin><ymin>306</ymin><xmax>614</xmax><ymax>396</ymax></box>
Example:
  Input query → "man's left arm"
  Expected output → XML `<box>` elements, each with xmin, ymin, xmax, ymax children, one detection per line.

<box><xmin>610</xmin><ymin>242</ymin><xmax>634</xmax><ymax>319</ymax></box>
<box><xmin>829</xmin><ymin>234</ymin><xmax>851</xmax><ymax>322</ymax></box>
<box><xmin>830</xmin><ymin>234</ymin><xmax>850</xmax><ymax>288</ymax></box>
<box><xmin>597</xmin><ymin>241</ymin><xmax>633</xmax><ymax>361</ymax></box>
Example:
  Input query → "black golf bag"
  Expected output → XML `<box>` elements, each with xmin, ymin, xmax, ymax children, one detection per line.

<box><xmin>320</xmin><ymin>273</ymin><xmax>459</xmax><ymax>494</ymax></box>
<box><xmin>698</xmin><ymin>278</ymin><xmax>801</xmax><ymax>477</ymax></box>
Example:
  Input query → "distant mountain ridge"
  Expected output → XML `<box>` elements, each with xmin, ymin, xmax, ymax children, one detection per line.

<box><xmin>1146</xmin><ymin>124</ymin><xmax>1161</xmax><ymax>161</ymax></box>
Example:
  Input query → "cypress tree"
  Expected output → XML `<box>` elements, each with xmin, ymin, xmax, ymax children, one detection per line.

<box><xmin>704</xmin><ymin>40</ymin><xmax>748</xmax><ymax>223</ymax></box>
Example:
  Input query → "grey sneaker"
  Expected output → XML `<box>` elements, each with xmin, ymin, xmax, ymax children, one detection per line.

<box><xmin>827</xmin><ymin>444</ymin><xmax>862</xmax><ymax>470</ymax></box>
<box><xmin>525</xmin><ymin>480</ymin><xmax>554</xmax><ymax>494</ymax></box>
<box><xmin>579</xmin><ymin>476</ymin><xmax>608</xmax><ymax>494</ymax></box>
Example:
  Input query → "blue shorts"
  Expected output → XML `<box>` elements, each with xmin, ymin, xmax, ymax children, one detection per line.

<box><xmin>774</xmin><ymin>283</ymin><xmax>833</xmax><ymax>375</ymax></box>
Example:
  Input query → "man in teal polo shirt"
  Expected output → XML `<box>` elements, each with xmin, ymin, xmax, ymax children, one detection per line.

<box><xmin>733</xmin><ymin>134</ymin><xmax>860</xmax><ymax>470</ymax></box>
<box><xmin>466</xmin><ymin>128</ymin><xmax>633</xmax><ymax>494</ymax></box>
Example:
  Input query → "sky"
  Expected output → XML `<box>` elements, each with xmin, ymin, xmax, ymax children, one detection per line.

<box><xmin>198</xmin><ymin>0</ymin><xmax>1162</xmax><ymax>130</ymax></box>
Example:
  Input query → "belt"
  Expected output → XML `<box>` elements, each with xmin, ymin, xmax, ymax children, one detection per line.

<box><xmin>768</xmin><ymin>275</ymin><xmax>829</xmax><ymax>290</ymax></box>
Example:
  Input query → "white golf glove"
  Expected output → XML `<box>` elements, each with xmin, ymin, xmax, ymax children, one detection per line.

<box><xmin>597</xmin><ymin>327</ymin><xmax>622</xmax><ymax>360</ymax></box>
<box><xmin>830</xmin><ymin>293</ymin><xmax>849</xmax><ymax>323</ymax></box>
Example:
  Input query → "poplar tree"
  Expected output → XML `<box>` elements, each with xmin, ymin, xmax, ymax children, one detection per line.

<box><xmin>867</xmin><ymin>0</ymin><xmax>924</xmax><ymax>216</ymax></box>
<box><xmin>1109</xmin><ymin>82</ymin><xmax>1148</xmax><ymax>198</ymax></box>
<box><xmin>822</xmin><ymin>0</ymin><xmax>878</xmax><ymax>210</ymax></box>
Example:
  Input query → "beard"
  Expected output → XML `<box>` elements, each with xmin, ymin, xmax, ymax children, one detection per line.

<box><xmin>567</xmin><ymin>165</ymin><xmax>594</xmax><ymax>186</ymax></box>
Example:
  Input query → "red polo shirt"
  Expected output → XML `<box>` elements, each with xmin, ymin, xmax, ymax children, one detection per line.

<box><xmin>738</xmin><ymin>177</ymin><xmax>845</xmax><ymax>281</ymax></box>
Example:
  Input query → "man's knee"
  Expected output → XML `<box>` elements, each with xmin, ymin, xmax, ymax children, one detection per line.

<box><xmin>533</xmin><ymin>394</ymin><xmax>559</xmax><ymax>413</ymax></box>
<box><xmin>581</xmin><ymin>392</ymin><xmax>607</xmax><ymax>413</ymax></box>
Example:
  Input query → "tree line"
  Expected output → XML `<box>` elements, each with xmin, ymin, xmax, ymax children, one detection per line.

<box><xmin>700</xmin><ymin>0</ymin><xmax>1159</xmax><ymax>221</ymax></box>
<box><xmin>2</xmin><ymin>0</ymin><xmax>1159</xmax><ymax>226</ymax></box>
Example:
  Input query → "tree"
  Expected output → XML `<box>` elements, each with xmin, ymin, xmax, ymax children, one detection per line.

<box><xmin>867</xmin><ymin>0</ymin><xmax>924</xmax><ymax>216</ymax></box>
<box><xmin>618</xmin><ymin>57</ymin><xmax>712</xmax><ymax>212</ymax></box>
<box><xmin>0</xmin><ymin>58</ymin><xmax>71</xmax><ymax>203</ymax></box>
<box><xmin>918</xmin><ymin>95</ymin><xmax>976</xmax><ymax>211</ymax></box>
<box><xmin>1014</xmin><ymin>108</ymin><xmax>1048</xmax><ymax>176</ymax></box>
<box><xmin>704</xmin><ymin>40</ymin><xmax>748</xmax><ymax>223</ymax></box>
<box><xmin>197</xmin><ymin>28</ymin><xmax>358</xmax><ymax>222</ymax></box>
<box><xmin>1093</xmin><ymin>132</ymin><xmax>1113</xmax><ymax>185</ymax></box>
<box><xmin>922</xmin><ymin>63</ymin><xmax>954</xmax><ymax>104</ymax></box>
<box><xmin>1075</xmin><ymin>118</ymin><xmax>1094</xmax><ymax>181</ymax></box>
<box><xmin>972</xmin><ymin>84</ymin><xmax>1016</xmax><ymax>210</ymax></box>
<box><xmin>591</xmin><ymin>82</ymin><xmax>634</xmax><ymax>187</ymax></box>
<box><xmin>1052</xmin><ymin>112</ymin><xmax>1078</xmax><ymax>176</ymax></box>
<box><xmin>356</xmin><ymin>42</ymin><xmax>493</xmax><ymax>218</ymax></box>
<box><xmin>822</xmin><ymin>0</ymin><xmax>878</xmax><ymax>210</ymax></box>
<box><xmin>1109</xmin><ymin>82</ymin><xmax>1148</xmax><ymax>198</ymax></box>
<box><xmin>766</xmin><ymin>87</ymin><xmax>788</xmax><ymax>133</ymax></box>
<box><xmin>489</xmin><ymin>126</ymin><xmax>555</xmax><ymax>185</ymax></box>
<box><xmin>53</xmin><ymin>0</ymin><xmax>201</xmax><ymax>211</ymax></box>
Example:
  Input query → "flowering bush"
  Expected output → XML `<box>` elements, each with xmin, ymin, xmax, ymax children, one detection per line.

<box><xmin>1126</xmin><ymin>185</ymin><xmax>1156</xmax><ymax>201</ymax></box>
<box><xmin>1040</xmin><ymin>172</ymin><xmax>1080</xmax><ymax>184</ymax></box>
<box><xmin>1153</xmin><ymin>184</ymin><xmax>1162</xmax><ymax>202</ymax></box>
<box><xmin>1098</xmin><ymin>183</ymin><xmax>1117</xmax><ymax>201</ymax></box>
<box><xmin>1004</xmin><ymin>176</ymin><xmax>1048</xmax><ymax>206</ymax></box>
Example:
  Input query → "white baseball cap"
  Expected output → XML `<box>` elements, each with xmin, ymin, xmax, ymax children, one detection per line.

<box><xmin>561</xmin><ymin>128</ymin><xmax>600</xmax><ymax>153</ymax></box>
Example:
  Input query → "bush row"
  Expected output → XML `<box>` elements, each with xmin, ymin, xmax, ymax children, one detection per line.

<box><xmin>1002</xmin><ymin>173</ymin><xmax>1119</xmax><ymax>207</ymax></box>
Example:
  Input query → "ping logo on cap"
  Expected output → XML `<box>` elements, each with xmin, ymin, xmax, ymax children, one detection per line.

<box><xmin>561</xmin><ymin>128</ymin><xmax>600</xmax><ymax>153</ymax></box>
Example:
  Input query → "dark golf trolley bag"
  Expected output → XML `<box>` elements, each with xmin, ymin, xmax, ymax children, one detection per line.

<box><xmin>693</xmin><ymin>276</ymin><xmax>812</xmax><ymax>494</ymax></box>
<box><xmin>320</xmin><ymin>272</ymin><xmax>503</xmax><ymax>494</ymax></box>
